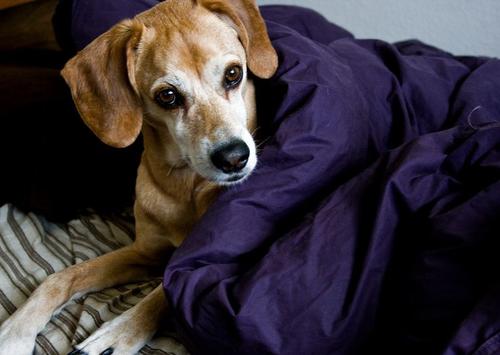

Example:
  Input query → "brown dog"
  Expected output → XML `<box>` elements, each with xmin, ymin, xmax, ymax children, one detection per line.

<box><xmin>0</xmin><ymin>0</ymin><xmax>277</xmax><ymax>353</ymax></box>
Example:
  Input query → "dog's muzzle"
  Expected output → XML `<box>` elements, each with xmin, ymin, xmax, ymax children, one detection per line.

<box><xmin>210</xmin><ymin>139</ymin><xmax>250</xmax><ymax>174</ymax></box>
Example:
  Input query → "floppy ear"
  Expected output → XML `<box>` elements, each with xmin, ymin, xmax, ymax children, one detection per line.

<box><xmin>61</xmin><ymin>20</ymin><xmax>145</xmax><ymax>148</ymax></box>
<box><xmin>200</xmin><ymin>0</ymin><xmax>278</xmax><ymax>79</ymax></box>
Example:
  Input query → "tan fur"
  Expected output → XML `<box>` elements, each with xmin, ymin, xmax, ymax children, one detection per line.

<box><xmin>0</xmin><ymin>0</ymin><xmax>276</xmax><ymax>354</ymax></box>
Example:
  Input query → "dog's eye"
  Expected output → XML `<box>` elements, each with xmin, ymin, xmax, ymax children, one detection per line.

<box><xmin>224</xmin><ymin>65</ymin><xmax>243</xmax><ymax>89</ymax></box>
<box><xmin>155</xmin><ymin>88</ymin><xmax>182</xmax><ymax>108</ymax></box>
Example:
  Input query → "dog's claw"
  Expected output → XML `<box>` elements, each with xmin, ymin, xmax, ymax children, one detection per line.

<box><xmin>100</xmin><ymin>348</ymin><xmax>114</xmax><ymax>355</ymax></box>
<box><xmin>68</xmin><ymin>349</ymin><xmax>87</xmax><ymax>355</ymax></box>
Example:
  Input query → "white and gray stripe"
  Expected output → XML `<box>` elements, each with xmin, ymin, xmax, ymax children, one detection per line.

<box><xmin>0</xmin><ymin>204</ymin><xmax>188</xmax><ymax>355</ymax></box>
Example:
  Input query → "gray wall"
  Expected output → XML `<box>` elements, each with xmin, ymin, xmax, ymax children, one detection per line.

<box><xmin>257</xmin><ymin>0</ymin><xmax>500</xmax><ymax>58</ymax></box>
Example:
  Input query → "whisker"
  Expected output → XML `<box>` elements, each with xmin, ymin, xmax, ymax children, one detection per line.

<box><xmin>256</xmin><ymin>136</ymin><xmax>271</xmax><ymax>149</ymax></box>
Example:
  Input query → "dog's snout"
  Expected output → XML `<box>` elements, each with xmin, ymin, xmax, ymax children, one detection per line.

<box><xmin>210</xmin><ymin>140</ymin><xmax>250</xmax><ymax>174</ymax></box>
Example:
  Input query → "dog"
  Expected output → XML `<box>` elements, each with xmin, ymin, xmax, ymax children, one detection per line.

<box><xmin>0</xmin><ymin>0</ymin><xmax>277</xmax><ymax>353</ymax></box>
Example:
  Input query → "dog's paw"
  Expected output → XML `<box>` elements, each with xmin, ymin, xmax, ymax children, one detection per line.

<box><xmin>0</xmin><ymin>322</ymin><xmax>36</xmax><ymax>355</ymax></box>
<box><xmin>69</xmin><ymin>308</ymin><xmax>156</xmax><ymax>355</ymax></box>
<box><xmin>0</xmin><ymin>338</ymin><xmax>34</xmax><ymax>355</ymax></box>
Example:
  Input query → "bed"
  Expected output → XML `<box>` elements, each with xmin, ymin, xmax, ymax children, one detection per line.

<box><xmin>0</xmin><ymin>204</ymin><xmax>186</xmax><ymax>354</ymax></box>
<box><xmin>2</xmin><ymin>1</ymin><xmax>500</xmax><ymax>354</ymax></box>
<box><xmin>161</xmin><ymin>5</ymin><xmax>500</xmax><ymax>355</ymax></box>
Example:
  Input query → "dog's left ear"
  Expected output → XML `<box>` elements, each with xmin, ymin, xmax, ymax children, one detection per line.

<box><xmin>61</xmin><ymin>20</ymin><xmax>145</xmax><ymax>148</ymax></box>
<box><xmin>200</xmin><ymin>0</ymin><xmax>278</xmax><ymax>79</ymax></box>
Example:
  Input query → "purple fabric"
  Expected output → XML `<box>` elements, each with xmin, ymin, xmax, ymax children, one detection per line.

<box><xmin>61</xmin><ymin>2</ymin><xmax>500</xmax><ymax>354</ymax></box>
<box><xmin>69</xmin><ymin>0</ymin><xmax>159</xmax><ymax>51</ymax></box>
<box><xmin>164</xmin><ymin>7</ymin><xmax>500</xmax><ymax>355</ymax></box>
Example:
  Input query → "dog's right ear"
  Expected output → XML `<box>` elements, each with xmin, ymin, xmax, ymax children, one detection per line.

<box><xmin>61</xmin><ymin>20</ymin><xmax>145</xmax><ymax>148</ymax></box>
<box><xmin>200</xmin><ymin>0</ymin><xmax>278</xmax><ymax>79</ymax></box>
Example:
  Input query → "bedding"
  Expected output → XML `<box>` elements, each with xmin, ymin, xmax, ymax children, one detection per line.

<box><xmin>24</xmin><ymin>2</ymin><xmax>500</xmax><ymax>354</ymax></box>
<box><xmin>0</xmin><ymin>204</ymin><xmax>186</xmax><ymax>355</ymax></box>
<box><xmin>161</xmin><ymin>6</ymin><xmax>500</xmax><ymax>355</ymax></box>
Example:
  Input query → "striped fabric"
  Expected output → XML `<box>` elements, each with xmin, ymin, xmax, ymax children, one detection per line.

<box><xmin>0</xmin><ymin>204</ymin><xmax>188</xmax><ymax>355</ymax></box>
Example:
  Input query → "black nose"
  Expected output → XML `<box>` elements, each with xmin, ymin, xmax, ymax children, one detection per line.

<box><xmin>210</xmin><ymin>140</ymin><xmax>250</xmax><ymax>174</ymax></box>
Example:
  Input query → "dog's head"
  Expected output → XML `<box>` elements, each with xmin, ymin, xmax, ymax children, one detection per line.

<box><xmin>61</xmin><ymin>0</ymin><xmax>277</xmax><ymax>185</ymax></box>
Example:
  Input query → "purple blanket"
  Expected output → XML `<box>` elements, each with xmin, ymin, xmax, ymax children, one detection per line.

<box><xmin>62</xmin><ymin>3</ymin><xmax>500</xmax><ymax>354</ymax></box>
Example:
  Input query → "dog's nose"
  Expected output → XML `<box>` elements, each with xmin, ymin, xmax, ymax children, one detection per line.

<box><xmin>211</xmin><ymin>140</ymin><xmax>250</xmax><ymax>174</ymax></box>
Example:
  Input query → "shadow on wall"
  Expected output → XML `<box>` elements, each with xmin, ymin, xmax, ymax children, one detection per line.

<box><xmin>0</xmin><ymin>0</ymin><xmax>142</xmax><ymax>221</ymax></box>
<box><xmin>257</xmin><ymin>0</ymin><xmax>500</xmax><ymax>57</ymax></box>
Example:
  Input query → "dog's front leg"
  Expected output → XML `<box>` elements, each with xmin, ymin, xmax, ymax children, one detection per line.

<box><xmin>0</xmin><ymin>245</ymin><xmax>157</xmax><ymax>355</ymax></box>
<box><xmin>70</xmin><ymin>284</ymin><xmax>168</xmax><ymax>355</ymax></box>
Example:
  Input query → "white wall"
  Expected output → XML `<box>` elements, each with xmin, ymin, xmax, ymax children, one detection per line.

<box><xmin>257</xmin><ymin>0</ymin><xmax>500</xmax><ymax>58</ymax></box>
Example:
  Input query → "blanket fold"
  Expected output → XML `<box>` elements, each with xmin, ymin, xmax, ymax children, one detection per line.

<box><xmin>56</xmin><ymin>2</ymin><xmax>500</xmax><ymax>354</ymax></box>
<box><xmin>163</xmin><ymin>6</ymin><xmax>500</xmax><ymax>355</ymax></box>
